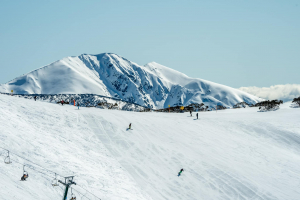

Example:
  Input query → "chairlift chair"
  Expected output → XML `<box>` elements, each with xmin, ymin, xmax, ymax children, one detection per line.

<box><xmin>70</xmin><ymin>188</ymin><xmax>76</xmax><ymax>200</ymax></box>
<box><xmin>4</xmin><ymin>151</ymin><xmax>12</xmax><ymax>164</ymax></box>
<box><xmin>23</xmin><ymin>166</ymin><xmax>28</xmax><ymax>177</ymax></box>
<box><xmin>23</xmin><ymin>165</ymin><xmax>28</xmax><ymax>176</ymax></box>
<box><xmin>51</xmin><ymin>173</ymin><xmax>59</xmax><ymax>186</ymax></box>
<box><xmin>21</xmin><ymin>165</ymin><xmax>29</xmax><ymax>181</ymax></box>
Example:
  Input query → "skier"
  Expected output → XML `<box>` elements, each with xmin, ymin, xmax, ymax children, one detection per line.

<box><xmin>178</xmin><ymin>168</ymin><xmax>184</xmax><ymax>177</ymax></box>
<box><xmin>196</xmin><ymin>113</ymin><xmax>198</xmax><ymax>119</ymax></box>
<box><xmin>34</xmin><ymin>96</ymin><xmax>37</xmax><ymax>101</ymax></box>
<box><xmin>129</xmin><ymin>123</ymin><xmax>132</xmax><ymax>129</ymax></box>
<box><xmin>77</xmin><ymin>102</ymin><xmax>80</xmax><ymax>110</ymax></box>
<box><xmin>61</xmin><ymin>100</ymin><xmax>64</xmax><ymax>106</ymax></box>
<box><xmin>190</xmin><ymin>110</ymin><xmax>192</xmax><ymax>117</ymax></box>
<box><xmin>21</xmin><ymin>174</ymin><xmax>28</xmax><ymax>181</ymax></box>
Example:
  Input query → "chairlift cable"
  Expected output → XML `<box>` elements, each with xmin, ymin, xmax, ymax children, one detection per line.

<box><xmin>0</xmin><ymin>155</ymin><xmax>57</xmax><ymax>180</ymax></box>
<box><xmin>0</xmin><ymin>146</ymin><xmax>65</xmax><ymax>176</ymax></box>
<box><xmin>10</xmin><ymin>158</ymin><xmax>52</xmax><ymax>178</ymax></box>
<box><xmin>72</xmin><ymin>187</ymin><xmax>93</xmax><ymax>200</ymax></box>
<box><xmin>75</xmin><ymin>185</ymin><xmax>102</xmax><ymax>200</ymax></box>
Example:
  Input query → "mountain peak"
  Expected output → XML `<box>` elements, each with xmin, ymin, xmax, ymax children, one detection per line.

<box><xmin>0</xmin><ymin>53</ymin><xmax>261</xmax><ymax>108</ymax></box>
<box><xmin>145</xmin><ymin>61</ymin><xmax>159</xmax><ymax>65</ymax></box>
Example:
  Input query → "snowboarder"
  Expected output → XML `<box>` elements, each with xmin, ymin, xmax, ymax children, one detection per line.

<box><xmin>178</xmin><ymin>168</ymin><xmax>184</xmax><ymax>177</ymax></box>
<box><xmin>34</xmin><ymin>96</ymin><xmax>37</xmax><ymax>101</ymax></box>
<box><xmin>21</xmin><ymin>174</ymin><xmax>28</xmax><ymax>181</ymax></box>
<box><xmin>190</xmin><ymin>110</ymin><xmax>192</xmax><ymax>117</ymax></box>
<box><xmin>196</xmin><ymin>113</ymin><xmax>198</xmax><ymax>119</ymax></box>
<box><xmin>77</xmin><ymin>102</ymin><xmax>80</xmax><ymax>110</ymax></box>
<box><xmin>129</xmin><ymin>123</ymin><xmax>132</xmax><ymax>129</ymax></box>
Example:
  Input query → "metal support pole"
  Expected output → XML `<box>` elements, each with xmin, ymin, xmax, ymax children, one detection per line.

<box><xmin>59</xmin><ymin>176</ymin><xmax>76</xmax><ymax>200</ymax></box>
<box><xmin>62</xmin><ymin>184</ymin><xmax>70</xmax><ymax>200</ymax></box>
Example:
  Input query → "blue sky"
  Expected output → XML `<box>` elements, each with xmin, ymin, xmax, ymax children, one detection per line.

<box><xmin>0</xmin><ymin>0</ymin><xmax>299</xmax><ymax>88</ymax></box>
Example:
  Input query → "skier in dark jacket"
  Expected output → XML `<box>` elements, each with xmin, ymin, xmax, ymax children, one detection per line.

<box><xmin>190</xmin><ymin>111</ymin><xmax>192</xmax><ymax>117</ymax></box>
<box><xmin>129</xmin><ymin>123</ymin><xmax>132</xmax><ymax>129</ymax></box>
<box><xmin>178</xmin><ymin>168</ymin><xmax>184</xmax><ymax>176</ymax></box>
<box><xmin>34</xmin><ymin>96</ymin><xmax>37</xmax><ymax>101</ymax></box>
<box><xmin>196</xmin><ymin>113</ymin><xmax>198</xmax><ymax>119</ymax></box>
<box><xmin>77</xmin><ymin>102</ymin><xmax>80</xmax><ymax>110</ymax></box>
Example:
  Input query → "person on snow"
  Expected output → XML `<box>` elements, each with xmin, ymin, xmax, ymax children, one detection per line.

<box><xmin>190</xmin><ymin>110</ymin><xmax>192</xmax><ymax>117</ymax></box>
<box><xmin>129</xmin><ymin>123</ymin><xmax>132</xmax><ymax>129</ymax></box>
<box><xmin>196</xmin><ymin>113</ymin><xmax>198</xmax><ymax>119</ymax></box>
<box><xmin>21</xmin><ymin>173</ymin><xmax>28</xmax><ymax>181</ymax></box>
<box><xmin>178</xmin><ymin>168</ymin><xmax>184</xmax><ymax>177</ymax></box>
<box><xmin>77</xmin><ymin>102</ymin><xmax>80</xmax><ymax>110</ymax></box>
<box><xmin>61</xmin><ymin>100</ymin><xmax>64</xmax><ymax>106</ymax></box>
<box><xmin>34</xmin><ymin>96</ymin><xmax>37</xmax><ymax>101</ymax></box>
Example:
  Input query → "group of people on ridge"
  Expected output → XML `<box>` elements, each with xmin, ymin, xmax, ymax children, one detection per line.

<box><xmin>34</xmin><ymin>97</ymin><xmax>81</xmax><ymax>110</ymax></box>
<box><xmin>59</xmin><ymin>99</ymin><xmax>80</xmax><ymax>109</ymax></box>
<box><xmin>190</xmin><ymin>111</ymin><xmax>199</xmax><ymax>119</ymax></box>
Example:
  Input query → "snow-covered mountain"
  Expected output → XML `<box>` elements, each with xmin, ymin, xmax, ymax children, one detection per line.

<box><xmin>0</xmin><ymin>53</ymin><xmax>261</xmax><ymax>109</ymax></box>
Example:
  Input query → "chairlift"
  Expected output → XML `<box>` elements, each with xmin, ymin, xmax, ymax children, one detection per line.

<box><xmin>51</xmin><ymin>173</ymin><xmax>59</xmax><ymax>186</ymax></box>
<box><xmin>69</xmin><ymin>187</ymin><xmax>76</xmax><ymax>200</ymax></box>
<box><xmin>23</xmin><ymin>165</ymin><xmax>28</xmax><ymax>175</ymax></box>
<box><xmin>4</xmin><ymin>151</ymin><xmax>12</xmax><ymax>164</ymax></box>
<box><xmin>21</xmin><ymin>165</ymin><xmax>29</xmax><ymax>181</ymax></box>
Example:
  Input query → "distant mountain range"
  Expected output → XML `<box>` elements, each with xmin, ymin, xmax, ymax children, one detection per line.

<box><xmin>0</xmin><ymin>53</ymin><xmax>261</xmax><ymax>109</ymax></box>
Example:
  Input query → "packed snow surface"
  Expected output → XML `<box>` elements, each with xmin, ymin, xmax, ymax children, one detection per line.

<box><xmin>1</xmin><ymin>94</ymin><xmax>300</xmax><ymax>200</ymax></box>
<box><xmin>0</xmin><ymin>53</ymin><xmax>261</xmax><ymax>109</ymax></box>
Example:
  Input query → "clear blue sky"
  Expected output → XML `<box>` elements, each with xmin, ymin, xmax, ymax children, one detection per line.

<box><xmin>0</xmin><ymin>0</ymin><xmax>299</xmax><ymax>88</ymax></box>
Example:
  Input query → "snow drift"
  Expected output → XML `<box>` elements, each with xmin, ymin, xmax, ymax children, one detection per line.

<box><xmin>0</xmin><ymin>53</ymin><xmax>261</xmax><ymax>109</ymax></box>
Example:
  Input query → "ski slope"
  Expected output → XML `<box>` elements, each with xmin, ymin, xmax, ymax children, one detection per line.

<box><xmin>1</xmin><ymin>94</ymin><xmax>300</xmax><ymax>199</ymax></box>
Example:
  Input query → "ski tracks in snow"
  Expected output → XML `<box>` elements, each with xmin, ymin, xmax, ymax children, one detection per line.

<box><xmin>82</xmin><ymin>113</ymin><xmax>153</xmax><ymax>200</ymax></box>
<box><xmin>82</xmin><ymin>113</ymin><xmax>192</xmax><ymax>199</ymax></box>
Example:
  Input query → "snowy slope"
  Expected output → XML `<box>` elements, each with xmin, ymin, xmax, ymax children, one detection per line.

<box><xmin>0</xmin><ymin>53</ymin><xmax>261</xmax><ymax>109</ymax></box>
<box><xmin>0</xmin><ymin>94</ymin><xmax>150</xmax><ymax>200</ymax></box>
<box><xmin>1</xmin><ymin>94</ymin><xmax>300</xmax><ymax>199</ymax></box>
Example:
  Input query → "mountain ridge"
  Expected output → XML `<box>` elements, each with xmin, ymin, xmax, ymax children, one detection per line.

<box><xmin>0</xmin><ymin>53</ymin><xmax>262</xmax><ymax>109</ymax></box>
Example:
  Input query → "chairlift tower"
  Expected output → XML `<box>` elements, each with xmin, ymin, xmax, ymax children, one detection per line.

<box><xmin>58</xmin><ymin>176</ymin><xmax>76</xmax><ymax>200</ymax></box>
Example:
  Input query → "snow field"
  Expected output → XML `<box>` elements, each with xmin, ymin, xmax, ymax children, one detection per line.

<box><xmin>1</xmin><ymin>94</ymin><xmax>300</xmax><ymax>199</ymax></box>
<box><xmin>83</xmin><ymin>106</ymin><xmax>300</xmax><ymax>200</ymax></box>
